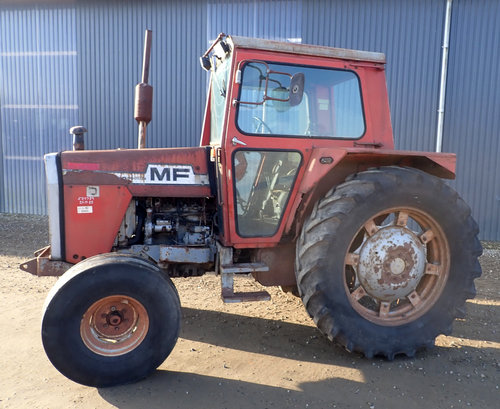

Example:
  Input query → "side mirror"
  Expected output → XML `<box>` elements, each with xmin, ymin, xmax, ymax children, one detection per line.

<box><xmin>289</xmin><ymin>73</ymin><xmax>305</xmax><ymax>106</ymax></box>
<box><xmin>199</xmin><ymin>56</ymin><xmax>211</xmax><ymax>71</ymax></box>
<box><xmin>234</xmin><ymin>60</ymin><xmax>305</xmax><ymax>108</ymax></box>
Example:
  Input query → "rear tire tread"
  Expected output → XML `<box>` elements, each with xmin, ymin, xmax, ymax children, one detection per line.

<box><xmin>295</xmin><ymin>167</ymin><xmax>482</xmax><ymax>359</ymax></box>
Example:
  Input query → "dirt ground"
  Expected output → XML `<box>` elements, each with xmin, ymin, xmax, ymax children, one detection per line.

<box><xmin>0</xmin><ymin>213</ymin><xmax>498</xmax><ymax>409</ymax></box>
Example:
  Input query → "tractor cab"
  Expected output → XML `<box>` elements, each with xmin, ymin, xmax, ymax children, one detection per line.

<box><xmin>200</xmin><ymin>35</ymin><xmax>407</xmax><ymax>249</ymax></box>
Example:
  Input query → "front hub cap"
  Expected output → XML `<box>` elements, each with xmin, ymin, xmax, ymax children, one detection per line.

<box><xmin>80</xmin><ymin>295</ymin><xmax>149</xmax><ymax>357</ymax></box>
<box><xmin>358</xmin><ymin>226</ymin><xmax>426</xmax><ymax>302</ymax></box>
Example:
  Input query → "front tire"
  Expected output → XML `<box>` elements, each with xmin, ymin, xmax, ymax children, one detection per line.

<box><xmin>296</xmin><ymin>167</ymin><xmax>482</xmax><ymax>359</ymax></box>
<box><xmin>42</xmin><ymin>254</ymin><xmax>181</xmax><ymax>387</ymax></box>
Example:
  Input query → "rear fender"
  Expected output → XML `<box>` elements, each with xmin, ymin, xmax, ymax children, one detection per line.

<box><xmin>285</xmin><ymin>147</ymin><xmax>456</xmax><ymax>237</ymax></box>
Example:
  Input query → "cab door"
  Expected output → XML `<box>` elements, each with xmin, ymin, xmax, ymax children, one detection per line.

<box><xmin>222</xmin><ymin>59</ymin><xmax>307</xmax><ymax>247</ymax></box>
<box><xmin>221</xmin><ymin>54</ymin><xmax>367</xmax><ymax>248</ymax></box>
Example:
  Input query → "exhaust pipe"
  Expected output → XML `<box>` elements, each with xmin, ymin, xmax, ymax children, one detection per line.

<box><xmin>135</xmin><ymin>29</ymin><xmax>153</xmax><ymax>149</ymax></box>
<box><xmin>69</xmin><ymin>126</ymin><xmax>87</xmax><ymax>151</ymax></box>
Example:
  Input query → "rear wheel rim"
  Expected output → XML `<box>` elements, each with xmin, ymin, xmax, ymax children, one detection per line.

<box><xmin>80</xmin><ymin>295</ymin><xmax>149</xmax><ymax>356</ymax></box>
<box><xmin>344</xmin><ymin>207</ymin><xmax>450</xmax><ymax>326</ymax></box>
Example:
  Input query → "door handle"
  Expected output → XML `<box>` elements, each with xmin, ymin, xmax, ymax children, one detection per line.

<box><xmin>232</xmin><ymin>137</ymin><xmax>247</xmax><ymax>146</ymax></box>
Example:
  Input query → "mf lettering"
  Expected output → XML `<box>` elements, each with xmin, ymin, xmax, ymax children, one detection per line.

<box><xmin>150</xmin><ymin>166</ymin><xmax>191</xmax><ymax>182</ymax></box>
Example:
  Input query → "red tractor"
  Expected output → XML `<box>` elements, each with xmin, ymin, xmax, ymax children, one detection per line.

<box><xmin>22</xmin><ymin>32</ymin><xmax>482</xmax><ymax>387</ymax></box>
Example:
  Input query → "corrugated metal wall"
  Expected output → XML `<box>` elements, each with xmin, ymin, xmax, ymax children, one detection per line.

<box><xmin>207</xmin><ymin>0</ymin><xmax>302</xmax><ymax>40</ymax></box>
<box><xmin>1</xmin><ymin>0</ymin><xmax>499</xmax><ymax>239</ymax></box>
<box><xmin>0</xmin><ymin>7</ymin><xmax>77</xmax><ymax>213</ymax></box>
<box><xmin>443</xmin><ymin>0</ymin><xmax>500</xmax><ymax>240</ymax></box>
<box><xmin>75</xmin><ymin>0</ymin><xmax>207</xmax><ymax>151</ymax></box>
<box><xmin>302</xmin><ymin>0</ymin><xmax>445</xmax><ymax>153</ymax></box>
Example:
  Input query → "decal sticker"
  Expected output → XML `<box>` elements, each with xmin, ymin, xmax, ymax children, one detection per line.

<box><xmin>318</xmin><ymin>98</ymin><xmax>330</xmax><ymax>111</ymax></box>
<box><xmin>86</xmin><ymin>186</ymin><xmax>100</xmax><ymax>197</ymax></box>
<box><xmin>77</xmin><ymin>206</ymin><xmax>93</xmax><ymax>214</ymax></box>
<box><xmin>77</xmin><ymin>196</ymin><xmax>94</xmax><ymax>205</ymax></box>
<box><xmin>110</xmin><ymin>164</ymin><xmax>209</xmax><ymax>185</ymax></box>
<box><xmin>66</xmin><ymin>162</ymin><xmax>100</xmax><ymax>170</ymax></box>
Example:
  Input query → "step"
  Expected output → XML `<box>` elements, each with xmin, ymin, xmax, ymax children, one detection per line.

<box><xmin>221</xmin><ymin>289</ymin><xmax>271</xmax><ymax>303</ymax></box>
<box><xmin>220</xmin><ymin>262</ymin><xmax>269</xmax><ymax>274</ymax></box>
<box><xmin>218</xmin><ymin>245</ymin><xmax>271</xmax><ymax>303</ymax></box>
<box><xmin>221</xmin><ymin>271</ymin><xmax>271</xmax><ymax>303</ymax></box>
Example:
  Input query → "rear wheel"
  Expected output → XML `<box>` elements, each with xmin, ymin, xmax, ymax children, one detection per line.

<box><xmin>42</xmin><ymin>254</ymin><xmax>181</xmax><ymax>386</ymax></box>
<box><xmin>296</xmin><ymin>167</ymin><xmax>482</xmax><ymax>359</ymax></box>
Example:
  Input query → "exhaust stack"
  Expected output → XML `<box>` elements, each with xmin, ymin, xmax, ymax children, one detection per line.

<box><xmin>135</xmin><ymin>29</ymin><xmax>153</xmax><ymax>149</ymax></box>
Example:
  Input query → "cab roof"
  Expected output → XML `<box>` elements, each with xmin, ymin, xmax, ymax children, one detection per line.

<box><xmin>228</xmin><ymin>35</ymin><xmax>386</xmax><ymax>64</ymax></box>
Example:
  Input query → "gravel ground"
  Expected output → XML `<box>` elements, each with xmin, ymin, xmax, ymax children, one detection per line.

<box><xmin>0</xmin><ymin>213</ymin><xmax>498</xmax><ymax>409</ymax></box>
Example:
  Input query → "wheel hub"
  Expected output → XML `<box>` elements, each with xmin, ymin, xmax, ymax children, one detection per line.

<box><xmin>107</xmin><ymin>311</ymin><xmax>123</xmax><ymax>326</ymax></box>
<box><xmin>357</xmin><ymin>226</ymin><xmax>426</xmax><ymax>302</ymax></box>
<box><xmin>92</xmin><ymin>301</ymin><xmax>135</xmax><ymax>338</ymax></box>
<box><xmin>80</xmin><ymin>295</ymin><xmax>149</xmax><ymax>356</ymax></box>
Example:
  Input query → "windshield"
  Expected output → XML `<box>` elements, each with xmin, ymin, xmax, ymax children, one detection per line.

<box><xmin>236</xmin><ymin>62</ymin><xmax>365</xmax><ymax>138</ymax></box>
<box><xmin>210</xmin><ymin>56</ymin><xmax>232</xmax><ymax>145</ymax></box>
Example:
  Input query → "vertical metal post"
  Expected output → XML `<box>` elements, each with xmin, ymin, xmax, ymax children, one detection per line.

<box><xmin>436</xmin><ymin>0</ymin><xmax>453</xmax><ymax>153</ymax></box>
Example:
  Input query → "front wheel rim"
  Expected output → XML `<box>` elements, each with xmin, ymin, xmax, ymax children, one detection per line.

<box><xmin>344</xmin><ymin>207</ymin><xmax>450</xmax><ymax>326</ymax></box>
<box><xmin>80</xmin><ymin>295</ymin><xmax>149</xmax><ymax>356</ymax></box>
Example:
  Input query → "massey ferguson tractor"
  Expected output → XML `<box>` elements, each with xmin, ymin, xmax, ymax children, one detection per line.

<box><xmin>21</xmin><ymin>32</ymin><xmax>482</xmax><ymax>387</ymax></box>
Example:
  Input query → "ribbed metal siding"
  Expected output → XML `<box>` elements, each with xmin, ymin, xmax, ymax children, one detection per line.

<box><xmin>0</xmin><ymin>1</ymin><xmax>208</xmax><ymax>214</ymax></box>
<box><xmin>1</xmin><ymin>0</ymin><xmax>499</xmax><ymax>240</ymax></box>
<box><xmin>302</xmin><ymin>0</ymin><xmax>445</xmax><ymax>152</ymax></box>
<box><xmin>75</xmin><ymin>0</ymin><xmax>207</xmax><ymax>150</ymax></box>
<box><xmin>207</xmin><ymin>0</ymin><xmax>302</xmax><ymax>41</ymax></box>
<box><xmin>444</xmin><ymin>0</ymin><xmax>500</xmax><ymax>240</ymax></box>
<box><xmin>0</xmin><ymin>7</ymin><xmax>77</xmax><ymax>214</ymax></box>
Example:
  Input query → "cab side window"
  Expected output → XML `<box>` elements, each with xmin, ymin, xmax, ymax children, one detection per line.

<box><xmin>236</xmin><ymin>62</ymin><xmax>365</xmax><ymax>139</ymax></box>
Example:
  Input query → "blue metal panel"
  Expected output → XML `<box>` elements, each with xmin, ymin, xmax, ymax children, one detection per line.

<box><xmin>443</xmin><ymin>0</ymin><xmax>500</xmax><ymax>240</ymax></box>
<box><xmin>75</xmin><ymin>0</ymin><xmax>207</xmax><ymax>151</ymax></box>
<box><xmin>1</xmin><ymin>0</ymin><xmax>499</xmax><ymax>240</ymax></box>
<box><xmin>207</xmin><ymin>0</ymin><xmax>302</xmax><ymax>41</ymax></box>
<box><xmin>0</xmin><ymin>7</ymin><xmax>77</xmax><ymax>214</ymax></box>
<box><xmin>0</xmin><ymin>1</ymin><xmax>208</xmax><ymax>214</ymax></box>
<box><xmin>302</xmin><ymin>0</ymin><xmax>445</xmax><ymax>152</ymax></box>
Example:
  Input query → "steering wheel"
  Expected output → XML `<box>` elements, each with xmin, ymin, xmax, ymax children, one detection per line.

<box><xmin>253</xmin><ymin>116</ymin><xmax>273</xmax><ymax>134</ymax></box>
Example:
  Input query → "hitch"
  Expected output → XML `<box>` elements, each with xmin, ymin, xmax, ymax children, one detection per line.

<box><xmin>20</xmin><ymin>246</ymin><xmax>71</xmax><ymax>277</ymax></box>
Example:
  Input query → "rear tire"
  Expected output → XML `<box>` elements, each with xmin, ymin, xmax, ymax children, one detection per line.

<box><xmin>295</xmin><ymin>167</ymin><xmax>482</xmax><ymax>359</ymax></box>
<box><xmin>42</xmin><ymin>254</ymin><xmax>181</xmax><ymax>387</ymax></box>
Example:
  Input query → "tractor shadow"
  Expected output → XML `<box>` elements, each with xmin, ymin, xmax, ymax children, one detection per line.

<box><xmin>98</xmin><ymin>370</ymin><xmax>362</xmax><ymax>409</ymax></box>
<box><xmin>98</xmin><ymin>307</ymin><xmax>500</xmax><ymax>409</ymax></box>
<box><xmin>179</xmin><ymin>306</ymin><xmax>352</xmax><ymax>365</ymax></box>
<box><xmin>180</xmin><ymin>303</ymin><xmax>500</xmax><ymax>360</ymax></box>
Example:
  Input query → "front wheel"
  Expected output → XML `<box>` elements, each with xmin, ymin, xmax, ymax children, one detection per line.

<box><xmin>42</xmin><ymin>254</ymin><xmax>181</xmax><ymax>387</ymax></box>
<box><xmin>296</xmin><ymin>167</ymin><xmax>482</xmax><ymax>359</ymax></box>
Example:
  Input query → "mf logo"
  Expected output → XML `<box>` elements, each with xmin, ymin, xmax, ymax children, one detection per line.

<box><xmin>143</xmin><ymin>164</ymin><xmax>208</xmax><ymax>185</ymax></box>
<box><xmin>149</xmin><ymin>166</ymin><xmax>191</xmax><ymax>182</ymax></box>
<box><xmin>110</xmin><ymin>164</ymin><xmax>209</xmax><ymax>185</ymax></box>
